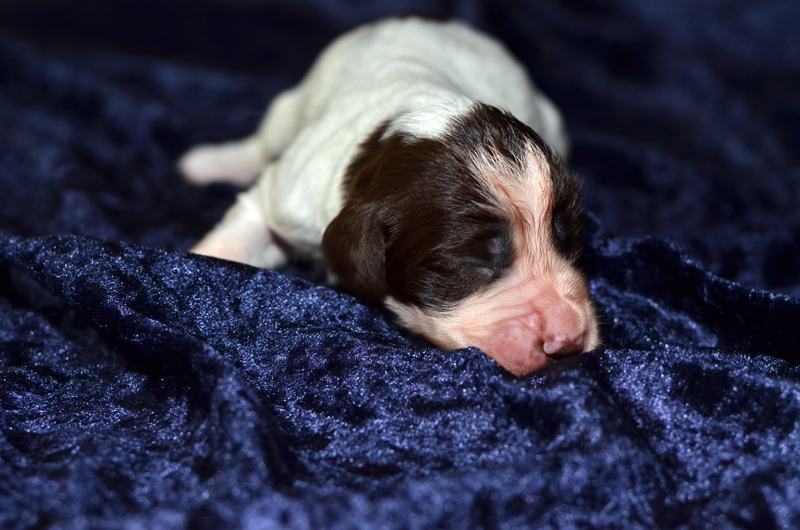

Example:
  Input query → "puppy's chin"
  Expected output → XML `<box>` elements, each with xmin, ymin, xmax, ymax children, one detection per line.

<box><xmin>384</xmin><ymin>270</ymin><xmax>600</xmax><ymax>376</ymax></box>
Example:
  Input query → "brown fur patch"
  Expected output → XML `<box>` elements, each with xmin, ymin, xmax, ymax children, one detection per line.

<box><xmin>322</xmin><ymin>102</ymin><xmax>585</xmax><ymax>314</ymax></box>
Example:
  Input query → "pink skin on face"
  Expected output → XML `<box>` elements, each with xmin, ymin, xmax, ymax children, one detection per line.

<box><xmin>388</xmin><ymin>265</ymin><xmax>600</xmax><ymax>376</ymax></box>
<box><xmin>481</xmin><ymin>292</ymin><xmax>592</xmax><ymax>374</ymax></box>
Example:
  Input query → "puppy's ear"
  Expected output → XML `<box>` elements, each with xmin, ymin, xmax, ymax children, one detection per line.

<box><xmin>322</xmin><ymin>200</ymin><xmax>388</xmax><ymax>303</ymax></box>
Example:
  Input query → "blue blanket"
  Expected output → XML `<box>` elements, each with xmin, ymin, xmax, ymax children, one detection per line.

<box><xmin>2</xmin><ymin>1</ymin><xmax>800</xmax><ymax>528</ymax></box>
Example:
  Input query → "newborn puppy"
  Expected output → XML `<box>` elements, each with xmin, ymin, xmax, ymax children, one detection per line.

<box><xmin>179</xmin><ymin>17</ymin><xmax>600</xmax><ymax>375</ymax></box>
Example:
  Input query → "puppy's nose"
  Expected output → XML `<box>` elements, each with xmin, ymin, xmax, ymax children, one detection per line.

<box><xmin>543</xmin><ymin>333</ymin><xmax>585</xmax><ymax>358</ymax></box>
<box><xmin>539</xmin><ymin>299</ymin><xmax>586</xmax><ymax>358</ymax></box>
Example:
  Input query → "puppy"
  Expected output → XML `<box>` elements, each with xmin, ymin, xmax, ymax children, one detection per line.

<box><xmin>179</xmin><ymin>17</ymin><xmax>600</xmax><ymax>375</ymax></box>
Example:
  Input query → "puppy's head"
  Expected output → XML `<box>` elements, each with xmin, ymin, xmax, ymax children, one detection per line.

<box><xmin>322</xmin><ymin>101</ymin><xmax>599</xmax><ymax>375</ymax></box>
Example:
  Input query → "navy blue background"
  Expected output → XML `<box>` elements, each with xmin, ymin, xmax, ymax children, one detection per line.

<box><xmin>2</xmin><ymin>1</ymin><xmax>800</xmax><ymax>528</ymax></box>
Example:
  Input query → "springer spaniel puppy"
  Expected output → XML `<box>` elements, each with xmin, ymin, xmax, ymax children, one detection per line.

<box><xmin>179</xmin><ymin>17</ymin><xmax>600</xmax><ymax>375</ymax></box>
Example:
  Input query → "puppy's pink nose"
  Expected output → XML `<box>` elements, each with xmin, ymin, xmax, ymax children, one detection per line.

<box><xmin>539</xmin><ymin>300</ymin><xmax>586</xmax><ymax>359</ymax></box>
<box><xmin>543</xmin><ymin>333</ymin><xmax>585</xmax><ymax>358</ymax></box>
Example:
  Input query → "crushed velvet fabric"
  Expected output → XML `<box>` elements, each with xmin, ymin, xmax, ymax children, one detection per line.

<box><xmin>2</xmin><ymin>1</ymin><xmax>800</xmax><ymax>528</ymax></box>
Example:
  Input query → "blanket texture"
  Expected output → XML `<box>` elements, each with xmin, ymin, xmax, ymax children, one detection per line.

<box><xmin>2</xmin><ymin>1</ymin><xmax>800</xmax><ymax>528</ymax></box>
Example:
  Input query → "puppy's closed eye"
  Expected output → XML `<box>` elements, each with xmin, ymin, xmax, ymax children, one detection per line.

<box><xmin>395</xmin><ymin>216</ymin><xmax>514</xmax><ymax>312</ymax></box>
<box><xmin>460</xmin><ymin>224</ymin><xmax>514</xmax><ymax>279</ymax></box>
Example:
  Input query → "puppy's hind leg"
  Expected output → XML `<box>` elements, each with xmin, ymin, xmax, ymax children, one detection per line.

<box><xmin>180</xmin><ymin>88</ymin><xmax>306</xmax><ymax>187</ymax></box>
<box><xmin>190</xmin><ymin>191</ymin><xmax>288</xmax><ymax>269</ymax></box>
<box><xmin>179</xmin><ymin>136</ymin><xmax>264</xmax><ymax>187</ymax></box>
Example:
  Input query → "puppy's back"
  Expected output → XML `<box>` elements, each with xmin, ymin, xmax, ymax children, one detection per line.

<box><xmin>290</xmin><ymin>17</ymin><xmax>568</xmax><ymax>155</ymax></box>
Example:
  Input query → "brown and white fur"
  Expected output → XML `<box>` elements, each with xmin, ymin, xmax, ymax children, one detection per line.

<box><xmin>179</xmin><ymin>17</ymin><xmax>600</xmax><ymax>375</ymax></box>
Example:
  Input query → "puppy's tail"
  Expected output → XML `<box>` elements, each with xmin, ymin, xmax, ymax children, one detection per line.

<box><xmin>178</xmin><ymin>136</ymin><xmax>263</xmax><ymax>187</ymax></box>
